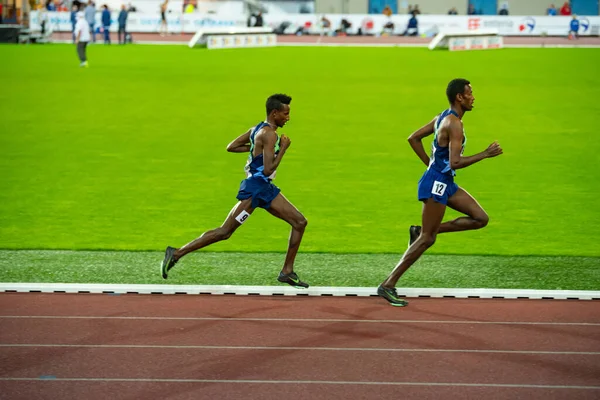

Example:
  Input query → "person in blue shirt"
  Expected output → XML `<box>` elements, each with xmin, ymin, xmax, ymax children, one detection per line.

<box><xmin>377</xmin><ymin>79</ymin><xmax>503</xmax><ymax>306</ymax></box>
<box><xmin>101</xmin><ymin>4</ymin><xmax>111</xmax><ymax>44</ymax></box>
<box><xmin>84</xmin><ymin>1</ymin><xmax>96</xmax><ymax>43</ymax></box>
<box><xmin>118</xmin><ymin>5</ymin><xmax>128</xmax><ymax>44</ymax></box>
<box><xmin>569</xmin><ymin>15</ymin><xmax>579</xmax><ymax>39</ymax></box>
<box><xmin>403</xmin><ymin>11</ymin><xmax>418</xmax><ymax>36</ymax></box>
<box><xmin>70</xmin><ymin>5</ymin><xmax>78</xmax><ymax>43</ymax></box>
<box><xmin>547</xmin><ymin>4</ymin><xmax>558</xmax><ymax>15</ymax></box>
<box><xmin>161</xmin><ymin>94</ymin><xmax>310</xmax><ymax>289</ymax></box>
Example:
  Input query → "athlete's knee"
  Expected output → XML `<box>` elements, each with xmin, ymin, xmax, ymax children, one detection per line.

<box><xmin>475</xmin><ymin>212</ymin><xmax>489</xmax><ymax>229</ymax></box>
<box><xmin>420</xmin><ymin>233</ymin><xmax>436</xmax><ymax>248</ymax></box>
<box><xmin>294</xmin><ymin>215</ymin><xmax>308</xmax><ymax>231</ymax></box>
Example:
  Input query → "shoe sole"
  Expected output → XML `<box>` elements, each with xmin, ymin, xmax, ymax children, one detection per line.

<box><xmin>379</xmin><ymin>295</ymin><xmax>409</xmax><ymax>307</ymax></box>
<box><xmin>160</xmin><ymin>260</ymin><xmax>169</xmax><ymax>279</ymax></box>
<box><xmin>277</xmin><ymin>277</ymin><xmax>309</xmax><ymax>289</ymax></box>
<box><xmin>161</xmin><ymin>248</ymin><xmax>174</xmax><ymax>280</ymax></box>
<box><xmin>377</xmin><ymin>288</ymin><xmax>409</xmax><ymax>307</ymax></box>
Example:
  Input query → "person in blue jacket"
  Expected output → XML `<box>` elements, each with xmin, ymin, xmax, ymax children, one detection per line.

<box><xmin>101</xmin><ymin>4</ymin><xmax>111</xmax><ymax>44</ymax></box>
<box><xmin>569</xmin><ymin>15</ymin><xmax>580</xmax><ymax>39</ymax></box>
<box><xmin>70</xmin><ymin>5</ymin><xmax>78</xmax><ymax>43</ymax></box>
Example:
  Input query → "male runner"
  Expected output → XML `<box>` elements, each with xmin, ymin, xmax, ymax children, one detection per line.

<box><xmin>378</xmin><ymin>79</ymin><xmax>503</xmax><ymax>306</ymax></box>
<box><xmin>161</xmin><ymin>94</ymin><xmax>309</xmax><ymax>288</ymax></box>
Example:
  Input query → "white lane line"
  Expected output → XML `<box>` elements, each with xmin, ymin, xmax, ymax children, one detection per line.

<box><xmin>0</xmin><ymin>377</ymin><xmax>599</xmax><ymax>389</ymax></box>
<box><xmin>1</xmin><ymin>315</ymin><xmax>599</xmax><ymax>326</ymax></box>
<box><xmin>1</xmin><ymin>344</ymin><xmax>599</xmax><ymax>355</ymax></box>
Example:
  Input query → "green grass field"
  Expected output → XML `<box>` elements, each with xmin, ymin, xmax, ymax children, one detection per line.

<box><xmin>1</xmin><ymin>44</ymin><xmax>599</xmax><ymax>288</ymax></box>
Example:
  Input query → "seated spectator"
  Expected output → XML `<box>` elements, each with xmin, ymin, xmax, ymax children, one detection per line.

<box><xmin>403</xmin><ymin>11</ymin><xmax>418</xmax><ymax>36</ymax></box>
<box><xmin>338</xmin><ymin>18</ymin><xmax>352</xmax><ymax>35</ymax></box>
<box><xmin>382</xmin><ymin>20</ymin><xmax>395</xmax><ymax>36</ymax></box>
<box><xmin>468</xmin><ymin>3</ymin><xmax>477</xmax><ymax>15</ymax></box>
<box><xmin>568</xmin><ymin>14</ymin><xmax>579</xmax><ymax>39</ymax></box>
<box><xmin>498</xmin><ymin>4</ymin><xmax>509</xmax><ymax>15</ymax></box>
<box><xmin>560</xmin><ymin>1</ymin><xmax>571</xmax><ymax>15</ymax></box>
<box><xmin>448</xmin><ymin>7</ymin><xmax>458</xmax><ymax>15</ymax></box>
<box><xmin>382</xmin><ymin>5</ymin><xmax>393</xmax><ymax>17</ymax></box>
<box><xmin>320</xmin><ymin>15</ymin><xmax>332</xmax><ymax>35</ymax></box>
<box><xmin>413</xmin><ymin>4</ymin><xmax>421</xmax><ymax>14</ymax></box>
<box><xmin>547</xmin><ymin>4</ymin><xmax>557</xmax><ymax>15</ymax></box>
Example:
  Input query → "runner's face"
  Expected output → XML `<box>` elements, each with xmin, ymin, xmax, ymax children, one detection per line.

<box><xmin>460</xmin><ymin>84</ymin><xmax>475</xmax><ymax>111</ymax></box>
<box><xmin>274</xmin><ymin>104</ymin><xmax>290</xmax><ymax>127</ymax></box>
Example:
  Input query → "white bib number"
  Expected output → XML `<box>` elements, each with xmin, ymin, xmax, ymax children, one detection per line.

<box><xmin>235</xmin><ymin>210</ymin><xmax>250</xmax><ymax>224</ymax></box>
<box><xmin>432</xmin><ymin>181</ymin><xmax>447</xmax><ymax>196</ymax></box>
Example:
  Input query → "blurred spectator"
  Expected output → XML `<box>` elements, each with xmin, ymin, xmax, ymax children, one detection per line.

<box><xmin>498</xmin><ymin>3</ymin><xmax>509</xmax><ymax>15</ymax></box>
<box><xmin>560</xmin><ymin>1</ymin><xmax>571</xmax><ymax>15</ymax></box>
<box><xmin>0</xmin><ymin>2</ymin><xmax>3</xmax><ymax>23</ymax></box>
<box><xmin>118</xmin><ymin>4</ymin><xmax>127</xmax><ymax>44</ymax></box>
<box><xmin>468</xmin><ymin>3</ymin><xmax>477</xmax><ymax>15</ymax></box>
<box><xmin>39</xmin><ymin>6</ymin><xmax>48</xmax><ymax>34</ymax></box>
<box><xmin>159</xmin><ymin>0</ymin><xmax>168</xmax><ymax>36</ymax></box>
<box><xmin>407</xmin><ymin>5</ymin><xmax>413</xmax><ymax>14</ymax></box>
<box><xmin>70</xmin><ymin>5</ymin><xmax>78</xmax><ymax>43</ymax></box>
<box><xmin>448</xmin><ymin>7</ymin><xmax>458</xmax><ymax>15</ymax></box>
<box><xmin>85</xmin><ymin>1</ymin><xmax>96</xmax><ymax>43</ymax></box>
<box><xmin>382</xmin><ymin>5</ymin><xmax>393</xmax><ymax>17</ymax></box>
<box><xmin>320</xmin><ymin>15</ymin><xmax>332</xmax><ymax>36</ymax></box>
<box><xmin>382</xmin><ymin>18</ymin><xmax>394</xmax><ymax>36</ymax></box>
<box><xmin>413</xmin><ymin>5</ymin><xmax>421</xmax><ymax>14</ymax></box>
<box><xmin>101</xmin><ymin>4</ymin><xmax>111</xmax><ymax>44</ymax></box>
<box><xmin>254</xmin><ymin>11</ymin><xmax>263</xmax><ymax>27</ymax></box>
<box><xmin>127</xmin><ymin>3</ymin><xmax>136</xmax><ymax>12</ymax></box>
<box><xmin>74</xmin><ymin>11</ymin><xmax>90</xmax><ymax>67</ymax></box>
<box><xmin>568</xmin><ymin>14</ymin><xmax>579</xmax><ymax>39</ymax></box>
<box><xmin>338</xmin><ymin>18</ymin><xmax>352</xmax><ymax>35</ymax></box>
<box><xmin>247</xmin><ymin>11</ymin><xmax>263</xmax><ymax>27</ymax></box>
<box><xmin>184</xmin><ymin>3</ymin><xmax>194</xmax><ymax>13</ymax></box>
<box><xmin>46</xmin><ymin>0</ymin><xmax>55</xmax><ymax>11</ymax></box>
<box><xmin>547</xmin><ymin>4</ymin><xmax>557</xmax><ymax>15</ymax></box>
<box><xmin>403</xmin><ymin>11</ymin><xmax>418</xmax><ymax>36</ymax></box>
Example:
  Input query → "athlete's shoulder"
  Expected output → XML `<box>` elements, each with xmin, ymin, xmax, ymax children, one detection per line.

<box><xmin>438</xmin><ymin>112</ymin><xmax>460</xmax><ymax>126</ymax></box>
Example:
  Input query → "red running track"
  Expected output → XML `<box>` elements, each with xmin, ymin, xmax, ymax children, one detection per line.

<box><xmin>0</xmin><ymin>293</ymin><xmax>599</xmax><ymax>400</ymax></box>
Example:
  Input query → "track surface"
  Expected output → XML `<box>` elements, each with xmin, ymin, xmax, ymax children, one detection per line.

<box><xmin>0</xmin><ymin>293</ymin><xmax>599</xmax><ymax>399</ymax></box>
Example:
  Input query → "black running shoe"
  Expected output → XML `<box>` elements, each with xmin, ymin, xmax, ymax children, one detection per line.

<box><xmin>409</xmin><ymin>225</ymin><xmax>422</xmax><ymax>247</ymax></box>
<box><xmin>377</xmin><ymin>285</ymin><xmax>409</xmax><ymax>307</ymax></box>
<box><xmin>277</xmin><ymin>271</ymin><xmax>309</xmax><ymax>288</ymax></box>
<box><xmin>161</xmin><ymin>246</ymin><xmax>178</xmax><ymax>279</ymax></box>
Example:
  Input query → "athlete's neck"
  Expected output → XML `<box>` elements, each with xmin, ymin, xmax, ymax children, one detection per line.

<box><xmin>265</xmin><ymin>118</ymin><xmax>278</xmax><ymax>130</ymax></box>
<box><xmin>450</xmin><ymin>105</ymin><xmax>465</xmax><ymax>119</ymax></box>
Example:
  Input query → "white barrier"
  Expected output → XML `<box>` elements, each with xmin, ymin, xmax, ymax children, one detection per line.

<box><xmin>206</xmin><ymin>33</ymin><xmax>277</xmax><ymax>49</ymax></box>
<box><xmin>29</xmin><ymin>11</ymin><xmax>599</xmax><ymax>37</ymax></box>
<box><xmin>448</xmin><ymin>35</ymin><xmax>504</xmax><ymax>51</ymax></box>
<box><xmin>188</xmin><ymin>26</ymin><xmax>273</xmax><ymax>48</ymax></box>
<box><xmin>429</xmin><ymin>29</ymin><xmax>504</xmax><ymax>51</ymax></box>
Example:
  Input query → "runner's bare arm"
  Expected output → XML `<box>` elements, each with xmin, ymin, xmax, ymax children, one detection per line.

<box><xmin>449</xmin><ymin>119</ymin><xmax>503</xmax><ymax>170</ymax></box>
<box><xmin>408</xmin><ymin>117</ymin><xmax>436</xmax><ymax>166</ymax></box>
<box><xmin>226</xmin><ymin>129</ymin><xmax>252</xmax><ymax>153</ymax></box>
<box><xmin>262</xmin><ymin>129</ymin><xmax>289</xmax><ymax>177</ymax></box>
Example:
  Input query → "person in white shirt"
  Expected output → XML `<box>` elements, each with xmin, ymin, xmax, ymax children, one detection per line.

<box><xmin>74</xmin><ymin>11</ymin><xmax>91</xmax><ymax>67</ymax></box>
